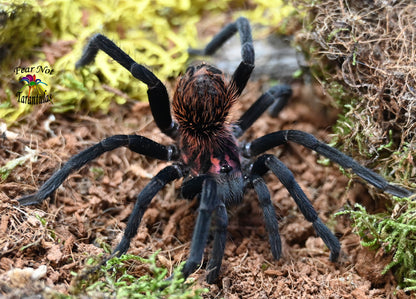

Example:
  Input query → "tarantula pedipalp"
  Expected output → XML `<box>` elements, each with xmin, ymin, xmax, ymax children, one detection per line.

<box><xmin>17</xmin><ymin>17</ymin><xmax>412</xmax><ymax>284</ymax></box>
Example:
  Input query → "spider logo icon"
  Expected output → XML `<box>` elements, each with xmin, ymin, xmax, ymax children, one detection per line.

<box><xmin>18</xmin><ymin>74</ymin><xmax>48</xmax><ymax>97</ymax></box>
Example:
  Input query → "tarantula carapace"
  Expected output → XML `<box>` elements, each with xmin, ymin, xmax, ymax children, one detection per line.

<box><xmin>18</xmin><ymin>17</ymin><xmax>412</xmax><ymax>283</ymax></box>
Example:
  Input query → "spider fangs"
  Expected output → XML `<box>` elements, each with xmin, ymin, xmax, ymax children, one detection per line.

<box><xmin>17</xmin><ymin>17</ymin><xmax>413</xmax><ymax>284</ymax></box>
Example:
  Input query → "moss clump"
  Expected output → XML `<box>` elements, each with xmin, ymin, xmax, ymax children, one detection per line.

<box><xmin>295</xmin><ymin>0</ymin><xmax>416</xmax><ymax>291</ymax></box>
<box><xmin>72</xmin><ymin>252</ymin><xmax>207</xmax><ymax>298</ymax></box>
<box><xmin>0</xmin><ymin>1</ymin><xmax>45</xmax><ymax>67</ymax></box>
<box><xmin>337</xmin><ymin>197</ymin><xmax>416</xmax><ymax>291</ymax></box>
<box><xmin>295</xmin><ymin>0</ymin><xmax>416</xmax><ymax>186</ymax></box>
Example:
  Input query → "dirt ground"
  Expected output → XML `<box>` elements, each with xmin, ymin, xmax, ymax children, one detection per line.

<box><xmin>0</xmin><ymin>78</ymin><xmax>413</xmax><ymax>298</ymax></box>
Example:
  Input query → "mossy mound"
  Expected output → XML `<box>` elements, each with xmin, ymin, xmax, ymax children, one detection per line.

<box><xmin>296</xmin><ymin>0</ymin><xmax>415</xmax><ymax>187</ymax></box>
<box><xmin>295</xmin><ymin>0</ymin><xmax>416</xmax><ymax>291</ymax></box>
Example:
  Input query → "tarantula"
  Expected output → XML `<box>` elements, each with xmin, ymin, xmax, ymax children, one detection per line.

<box><xmin>18</xmin><ymin>17</ymin><xmax>412</xmax><ymax>283</ymax></box>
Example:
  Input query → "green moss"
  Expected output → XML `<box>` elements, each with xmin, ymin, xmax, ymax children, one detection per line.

<box><xmin>72</xmin><ymin>252</ymin><xmax>208</xmax><ymax>298</ymax></box>
<box><xmin>337</xmin><ymin>197</ymin><xmax>416</xmax><ymax>291</ymax></box>
<box><xmin>0</xmin><ymin>1</ymin><xmax>45</xmax><ymax>66</ymax></box>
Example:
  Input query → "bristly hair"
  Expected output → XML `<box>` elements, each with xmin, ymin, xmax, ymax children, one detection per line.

<box><xmin>172</xmin><ymin>64</ymin><xmax>238</xmax><ymax>151</ymax></box>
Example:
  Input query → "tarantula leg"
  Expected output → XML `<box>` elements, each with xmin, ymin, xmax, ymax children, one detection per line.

<box><xmin>112</xmin><ymin>165</ymin><xmax>184</xmax><ymax>257</ymax></box>
<box><xmin>268</xmin><ymin>86</ymin><xmax>293</xmax><ymax>118</ymax></box>
<box><xmin>18</xmin><ymin>135</ymin><xmax>177</xmax><ymax>206</ymax></box>
<box><xmin>180</xmin><ymin>175</ymin><xmax>227</xmax><ymax>282</ymax></box>
<box><xmin>76</xmin><ymin>34</ymin><xmax>177</xmax><ymax>138</ymax></box>
<box><xmin>180</xmin><ymin>175</ymin><xmax>209</xmax><ymax>200</ymax></box>
<box><xmin>250</xmin><ymin>175</ymin><xmax>282</xmax><ymax>260</ymax></box>
<box><xmin>182</xmin><ymin>178</ymin><xmax>220</xmax><ymax>280</ymax></box>
<box><xmin>244</xmin><ymin>130</ymin><xmax>413</xmax><ymax>198</ymax></box>
<box><xmin>189</xmin><ymin>17</ymin><xmax>254</xmax><ymax>96</ymax></box>
<box><xmin>175</xmin><ymin>175</ymin><xmax>226</xmax><ymax>283</ymax></box>
<box><xmin>234</xmin><ymin>84</ymin><xmax>292</xmax><ymax>138</ymax></box>
<box><xmin>252</xmin><ymin>154</ymin><xmax>340</xmax><ymax>261</ymax></box>
<box><xmin>206</xmin><ymin>203</ymin><xmax>228</xmax><ymax>283</ymax></box>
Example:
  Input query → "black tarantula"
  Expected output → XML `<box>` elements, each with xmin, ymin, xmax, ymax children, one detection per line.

<box><xmin>18</xmin><ymin>17</ymin><xmax>412</xmax><ymax>283</ymax></box>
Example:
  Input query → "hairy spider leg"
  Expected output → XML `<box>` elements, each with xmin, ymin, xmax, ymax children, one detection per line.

<box><xmin>244</xmin><ymin>130</ymin><xmax>413</xmax><ymax>198</ymax></box>
<box><xmin>241</xmin><ymin>130</ymin><xmax>412</xmax><ymax>262</ymax></box>
<box><xmin>112</xmin><ymin>165</ymin><xmax>184</xmax><ymax>257</ymax></box>
<box><xmin>181</xmin><ymin>175</ymin><xmax>209</xmax><ymax>199</ymax></box>
<box><xmin>252</xmin><ymin>155</ymin><xmax>341</xmax><ymax>261</ymax></box>
<box><xmin>76</xmin><ymin>34</ymin><xmax>178</xmax><ymax>138</ymax></box>
<box><xmin>158</xmin><ymin>174</ymin><xmax>229</xmax><ymax>284</ymax></box>
<box><xmin>181</xmin><ymin>178</ymin><xmax>221</xmax><ymax>279</ymax></box>
<box><xmin>189</xmin><ymin>17</ymin><xmax>255</xmax><ymax>96</ymax></box>
<box><xmin>250</xmin><ymin>174</ymin><xmax>282</xmax><ymax>260</ymax></box>
<box><xmin>205</xmin><ymin>203</ymin><xmax>228</xmax><ymax>283</ymax></box>
<box><xmin>180</xmin><ymin>175</ymin><xmax>229</xmax><ymax>283</ymax></box>
<box><xmin>234</xmin><ymin>84</ymin><xmax>292</xmax><ymax>138</ymax></box>
<box><xmin>17</xmin><ymin>135</ymin><xmax>177</xmax><ymax>206</ymax></box>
